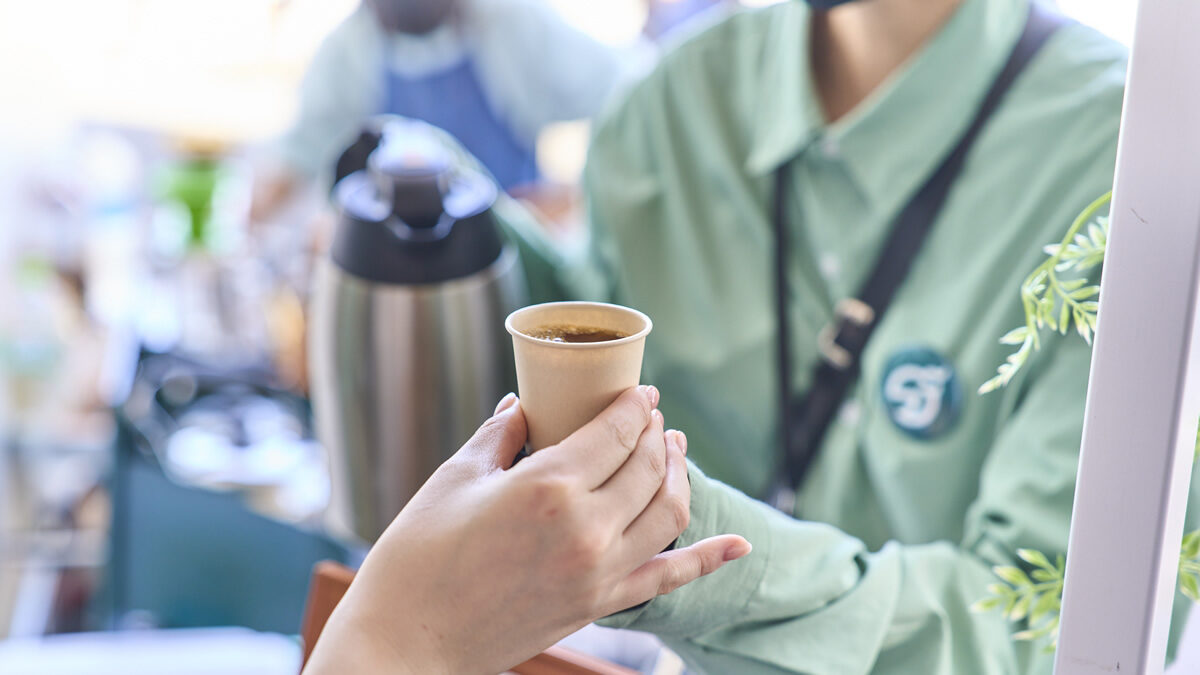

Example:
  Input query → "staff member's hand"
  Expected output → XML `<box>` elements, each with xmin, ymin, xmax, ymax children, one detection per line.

<box><xmin>305</xmin><ymin>386</ymin><xmax>751</xmax><ymax>675</ymax></box>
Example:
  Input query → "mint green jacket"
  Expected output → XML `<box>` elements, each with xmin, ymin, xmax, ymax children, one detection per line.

<box><xmin>498</xmin><ymin>0</ymin><xmax>1200</xmax><ymax>671</ymax></box>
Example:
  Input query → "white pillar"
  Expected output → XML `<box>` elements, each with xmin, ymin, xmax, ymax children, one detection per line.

<box><xmin>1055</xmin><ymin>1</ymin><xmax>1200</xmax><ymax>673</ymax></box>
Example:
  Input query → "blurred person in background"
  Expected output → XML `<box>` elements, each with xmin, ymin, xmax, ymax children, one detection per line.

<box><xmin>251</xmin><ymin>0</ymin><xmax>648</xmax><ymax>221</ymax></box>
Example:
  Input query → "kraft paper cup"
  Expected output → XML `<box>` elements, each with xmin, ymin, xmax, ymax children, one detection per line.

<box><xmin>506</xmin><ymin>301</ymin><xmax>653</xmax><ymax>451</ymax></box>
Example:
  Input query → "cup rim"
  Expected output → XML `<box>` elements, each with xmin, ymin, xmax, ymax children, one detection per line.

<box><xmin>505</xmin><ymin>301</ymin><xmax>653</xmax><ymax>349</ymax></box>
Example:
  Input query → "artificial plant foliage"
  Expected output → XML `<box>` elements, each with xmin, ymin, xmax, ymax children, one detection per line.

<box><xmin>971</xmin><ymin>549</ymin><xmax>1064</xmax><ymax>651</ymax></box>
<box><xmin>976</xmin><ymin>191</ymin><xmax>1200</xmax><ymax>648</ymax></box>
<box><xmin>978</xmin><ymin>191</ymin><xmax>1111</xmax><ymax>394</ymax></box>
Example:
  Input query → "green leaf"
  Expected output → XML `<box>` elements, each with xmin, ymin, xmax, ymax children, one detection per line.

<box><xmin>994</xmin><ymin>566</ymin><xmax>1032</xmax><ymax>588</ymax></box>
<box><xmin>999</xmin><ymin>327</ymin><xmax>1030</xmax><ymax>345</ymax></box>
<box><xmin>1017</xmin><ymin>549</ymin><xmax>1054</xmax><ymax>572</ymax></box>
<box><xmin>1030</xmin><ymin>590</ymin><xmax>1060</xmax><ymax>625</ymax></box>
<box><xmin>1032</xmin><ymin>569</ymin><xmax>1057</xmax><ymax>583</ymax></box>
<box><xmin>1014</xmin><ymin>619</ymin><xmax>1059</xmax><ymax>643</ymax></box>
<box><xmin>1008</xmin><ymin>593</ymin><xmax>1032</xmax><ymax>621</ymax></box>
<box><xmin>1042</xmin><ymin>307</ymin><xmax>1057</xmax><ymax>332</ymax></box>
<box><xmin>1058</xmin><ymin>301</ymin><xmax>1069</xmax><ymax>335</ymax></box>
<box><xmin>1070</xmin><ymin>286</ymin><xmax>1100</xmax><ymax>300</ymax></box>
<box><xmin>1184</xmin><ymin>529</ymin><xmax>1200</xmax><ymax>558</ymax></box>
<box><xmin>978</xmin><ymin>377</ymin><xmax>1004</xmax><ymax>395</ymax></box>
<box><xmin>1075</xmin><ymin>310</ymin><xmax>1093</xmax><ymax>345</ymax></box>
<box><xmin>1074</xmin><ymin>257</ymin><xmax>1103</xmax><ymax>272</ymax></box>
<box><xmin>1059</xmin><ymin>278</ymin><xmax>1087</xmax><ymax>292</ymax></box>
<box><xmin>987</xmin><ymin>583</ymin><xmax>1012</xmax><ymax>597</ymax></box>
<box><xmin>1030</xmin><ymin>268</ymin><xmax>1048</xmax><ymax>288</ymax></box>
<box><xmin>1181</xmin><ymin>572</ymin><xmax>1200</xmax><ymax>602</ymax></box>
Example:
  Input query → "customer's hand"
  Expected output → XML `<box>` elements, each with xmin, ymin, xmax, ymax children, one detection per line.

<box><xmin>305</xmin><ymin>386</ymin><xmax>750</xmax><ymax>675</ymax></box>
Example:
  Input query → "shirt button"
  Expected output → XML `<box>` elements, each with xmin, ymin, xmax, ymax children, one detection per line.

<box><xmin>820</xmin><ymin>136</ymin><xmax>840</xmax><ymax>158</ymax></box>
<box><xmin>839</xmin><ymin>401</ymin><xmax>862</xmax><ymax>426</ymax></box>
<box><xmin>819</xmin><ymin>253</ymin><xmax>841</xmax><ymax>281</ymax></box>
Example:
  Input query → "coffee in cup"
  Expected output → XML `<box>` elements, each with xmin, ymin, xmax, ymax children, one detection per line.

<box><xmin>525</xmin><ymin>325</ymin><xmax>629</xmax><ymax>343</ymax></box>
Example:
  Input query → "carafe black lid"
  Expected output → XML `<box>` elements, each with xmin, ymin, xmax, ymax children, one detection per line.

<box><xmin>329</xmin><ymin>118</ymin><xmax>503</xmax><ymax>285</ymax></box>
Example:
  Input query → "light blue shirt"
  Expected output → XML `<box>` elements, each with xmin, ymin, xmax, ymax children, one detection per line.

<box><xmin>277</xmin><ymin>0</ymin><xmax>652</xmax><ymax>181</ymax></box>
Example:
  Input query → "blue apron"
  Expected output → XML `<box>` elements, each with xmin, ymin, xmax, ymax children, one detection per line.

<box><xmin>382</xmin><ymin>54</ymin><xmax>539</xmax><ymax>191</ymax></box>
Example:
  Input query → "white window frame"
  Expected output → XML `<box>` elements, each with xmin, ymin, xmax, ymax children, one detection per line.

<box><xmin>1054</xmin><ymin>1</ymin><xmax>1200</xmax><ymax>673</ymax></box>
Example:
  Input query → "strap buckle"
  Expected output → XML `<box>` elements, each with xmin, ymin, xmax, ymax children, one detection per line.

<box><xmin>817</xmin><ymin>298</ymin><xmax>876</xmax><ymax>370</ymax></box>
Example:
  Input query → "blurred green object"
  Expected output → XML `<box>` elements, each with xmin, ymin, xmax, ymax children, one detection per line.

<box><xmin>158</xmin><ymin>155</ymin><xmax>221</xmax><ymax>249</ymax></box>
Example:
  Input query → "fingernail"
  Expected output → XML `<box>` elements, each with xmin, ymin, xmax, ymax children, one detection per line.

<box><xmin>494</xmin><ymin>393</ymin><xmax>518</xmax><ymax>414</ymax></box>
<box><xmin>641</xmin><ymin>385</ymin><xmax>660</xmax><ymax>408</ymax></box>
<box><xmin>677</xmin><ymin>431</ymin><xmax>687</xmax><ymax>456</ymax></box>
<box><xmin>665</xmin><ymin>430</ymin><xmax>683</xmax><ymax>455</ymax></box>
<box><xmin>723</xmin><ymin>540</ymin><xmax>752</xmax><ymax>562</ymax></box>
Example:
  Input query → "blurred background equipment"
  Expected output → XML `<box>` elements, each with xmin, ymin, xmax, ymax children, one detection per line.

<box><xmin>310</xmin><ymin>117</ymin><xmax>525</xmax><ymax>543</ymax></box>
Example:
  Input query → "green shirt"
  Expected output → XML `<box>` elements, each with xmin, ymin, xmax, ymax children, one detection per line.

<box><xmin>498</xmin><ymin>0</ymin><xmax>1200</xmax><ymax>671</ymax></box>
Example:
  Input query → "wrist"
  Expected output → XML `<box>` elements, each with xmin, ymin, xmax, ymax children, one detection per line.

<box><xmin>327</xmin><ymin>588</ymin><xmax>456</xmax><ymax>675</ymax></box>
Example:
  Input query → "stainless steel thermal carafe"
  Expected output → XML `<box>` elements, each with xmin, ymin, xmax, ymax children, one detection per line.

<box><xmin>309</xmin><ymin>118</ymin><xmax>525</xmax><ymax>543</ymax></box>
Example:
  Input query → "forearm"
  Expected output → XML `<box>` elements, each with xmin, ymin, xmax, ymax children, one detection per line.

<box><xmin>604</xmin><ymin>463</ymin><xmax>1048</xmax><ymax>675</ymax></box>
<box><xmin>492</xmin><ymin>195</ymin><xmax>613</xmax><ymax>304</ymax></box>
<box><xmin>600</xmin><ymin>462</ymin><xmax>896</xmax><ymax>673</ymax></box>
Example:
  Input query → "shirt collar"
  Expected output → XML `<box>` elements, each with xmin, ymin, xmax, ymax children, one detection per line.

<box><xmin>746</xmin><ymin>0</ymin><xmax>1030</xmax><ymax>210</ymax></box>
<box><xmin>744</xmin><ymin>2</ymin><xmax>822</xmax><ymax>176</ymax></box>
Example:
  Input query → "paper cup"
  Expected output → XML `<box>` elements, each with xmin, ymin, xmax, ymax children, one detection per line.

<box><xmin>506</xmin><ymin>302</ymin><xmax>652</xmax><ymax>451</ymax></box>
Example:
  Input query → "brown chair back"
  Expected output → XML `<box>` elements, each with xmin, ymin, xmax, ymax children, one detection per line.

<box><xmin>299</xmin><ymin>561</ymin><xmax>636</xmax><ymax>675</ymax></box>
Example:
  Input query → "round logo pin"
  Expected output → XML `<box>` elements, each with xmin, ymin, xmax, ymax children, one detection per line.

<box><xmin>880</xmin><ymin>346</ymin><xmax>962</xmax><ymax>439</ymax></box>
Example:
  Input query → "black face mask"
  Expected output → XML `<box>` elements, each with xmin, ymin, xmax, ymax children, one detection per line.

<box><xmin>802</xmin><ymin>0</ymin><xmax>860</xmax><ymax>9</ymax></box>
<box><xmin>369</xmin><ymin>0</ymin><xmax>456</xmax><ymax>35</ymax></box>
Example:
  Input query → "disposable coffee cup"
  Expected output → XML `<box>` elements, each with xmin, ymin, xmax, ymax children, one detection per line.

<box><xmin>505</xmin><ymin>301</ymin><xmax>653</xmax><ymax>451</ymax></box>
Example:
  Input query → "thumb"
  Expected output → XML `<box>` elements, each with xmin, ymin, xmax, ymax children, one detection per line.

<box><xmin>459</xmin><ymin>393</ymin><xmax>528</xmax><ymax>470</ymax></box>
<box><xmin>606</xmin><ymin>535</ymin><xmax>751</xmax><ymax>614</ymax></box>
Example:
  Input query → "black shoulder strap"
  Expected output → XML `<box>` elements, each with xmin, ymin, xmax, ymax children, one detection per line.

<box><xmin>768</xmin><ymin>3</ymin><xmax>1069</xmax><ymax>512</ymax></box>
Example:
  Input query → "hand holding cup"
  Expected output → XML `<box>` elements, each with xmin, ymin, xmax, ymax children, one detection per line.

<box><xmin>306</xmin><ymin>388</ymin><xmax>750</xmax><ymax>675</ymax></box>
